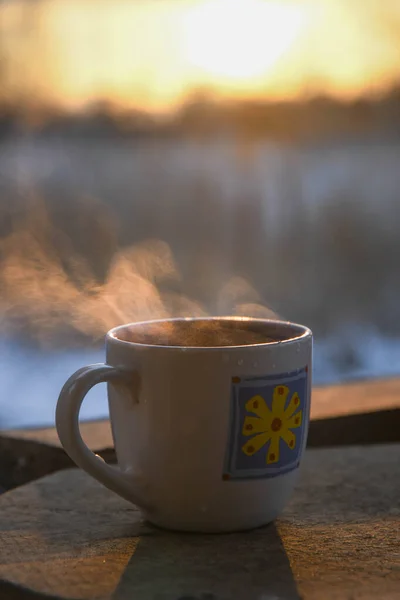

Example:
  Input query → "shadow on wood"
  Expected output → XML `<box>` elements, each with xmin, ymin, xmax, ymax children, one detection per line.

<box><xmin>308</xmin><ymin>408</ymin><xmax>400</xmax><ymax>447</ymax></box>
<box><xmin>0</xmin><ymin>580</ymin><xmax>62</xmax><ymax>600</ymax></box>
<box><xmin>0</xmin><ymin>445</ymin><xmax>398</xmax><ymax>599</ymax></box>
<box><xmin>111</xmin><ymin>525</ymin><xmax>300</xmax><ymax>600</ymax></box>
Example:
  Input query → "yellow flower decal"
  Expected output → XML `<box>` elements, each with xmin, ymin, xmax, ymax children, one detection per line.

<box><xmin>241</xmin><ymin>385</ymin><xmax>302</xmax><ymax>464</ymax></box>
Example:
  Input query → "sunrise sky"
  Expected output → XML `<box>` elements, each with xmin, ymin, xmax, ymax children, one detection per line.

<box><xmin>1</xmin><ymin>0</ymin><xmax>400</xmax><ymax>112</ymax></box>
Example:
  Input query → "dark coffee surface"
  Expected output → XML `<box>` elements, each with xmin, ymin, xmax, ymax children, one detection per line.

<box><xmin>115</xmin><ymin>319</ymin><xmax>303</xmax><ymax>347</ymax></box>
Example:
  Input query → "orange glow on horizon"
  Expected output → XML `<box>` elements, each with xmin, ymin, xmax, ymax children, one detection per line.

<box><xmin>0</xmin><ymin>0</ymin><xmax>400</xmax><ymax>113</ymax></box>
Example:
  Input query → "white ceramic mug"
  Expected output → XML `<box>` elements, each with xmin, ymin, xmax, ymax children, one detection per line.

<box><xmin>56</xmin><ymin>317</ymin><xmax>312</xmax><ymax>533</ymax></box>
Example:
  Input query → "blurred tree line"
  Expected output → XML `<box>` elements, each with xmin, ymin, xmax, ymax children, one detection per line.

<box><xmin>1</xmin><ymin>86</ymin><xmax>400</xmax><ymax>142</ymax></box>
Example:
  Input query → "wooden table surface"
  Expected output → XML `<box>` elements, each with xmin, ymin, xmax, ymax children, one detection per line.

<box><xmin>0</xmin><ymin>445</ymin><xmax>399</xmax><ymax>600</ymax></box>
<box><xmin>0</xmin><ymin>378</ymin><xmax>399</xmax><ymax>600</ymax></box>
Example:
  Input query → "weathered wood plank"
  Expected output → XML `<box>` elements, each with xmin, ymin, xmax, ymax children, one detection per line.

<box><xmin>0</xmin><ymin>434</ymin><xmax>116</xmax><ymax>492</ymax></box>
<box><xmin>1</xmin><ymin>378</ymin><xmax>399</xmax><ymax>492</ymax></box>
<box><xmin>4</xmin><ymin>376</ymin><xmax>400</xmax><ymax>448</ymax></box>
<box><xmin>310</xmin><ymin>376</ymin><xmax>400</xmax><ymax>418</ymax></box>
<box><xmin>2</xmin><ymin>418</ymin><xmax>113</xmax><ymax>450</ymax></box>
<box><xmin>307</xmin><ymin>407</ymin><xmax>400</xmax><ymax>446</ymax></box>
<box><xmin>0</xmin><ymin>420</ymin><xmax>114</xmax><ymax>491</ymax></box>
<box><xmin>2</xmin><ymin>408</ymin><xmax>398</xmax><ymax>492</ymax></box>
<box><xmin>0</xmin><ymin>445</ymin><xmax>398</xmax><ymax>600</ymax></box>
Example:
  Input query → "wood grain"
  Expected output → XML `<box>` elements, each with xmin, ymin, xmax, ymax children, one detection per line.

<box><xmin>0</xmin><ymin>444</ymin><xmax>398</xmax><ymax>600</ymax></box>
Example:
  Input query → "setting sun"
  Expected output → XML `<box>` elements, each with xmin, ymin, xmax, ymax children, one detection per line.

<box><xmin>181</xmin><ymin>0</ymin><xmax>306</xmax><ymax>82</ymax></box>
<box><xmin>1</xmin><ymin>0</ymin><xmax>400</xmax><ymax>112</ymax></box>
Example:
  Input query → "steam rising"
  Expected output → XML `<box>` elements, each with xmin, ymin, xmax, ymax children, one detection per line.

<box><xmin>0</xmin><ymin>196</ymin><xmax>277</xmax><ymax>348</ymax></box>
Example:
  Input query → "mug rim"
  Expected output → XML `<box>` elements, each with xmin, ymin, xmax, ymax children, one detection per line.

<box><xmin>107</xmin><ymin>316</ymin><xmax>312</xmax><ymax>351</ymax></box>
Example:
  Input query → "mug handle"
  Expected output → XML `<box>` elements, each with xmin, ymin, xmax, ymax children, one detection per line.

<box><xmin>55</xmin><ymin>363</ymin><xmax>151</xmax><ymax>510</ymax></box>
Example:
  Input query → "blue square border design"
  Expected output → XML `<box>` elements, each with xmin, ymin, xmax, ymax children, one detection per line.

<box><xmin>223</xmin><ymin>367</ymin><xmax>310</xmax><ymax>481</ymax></box>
